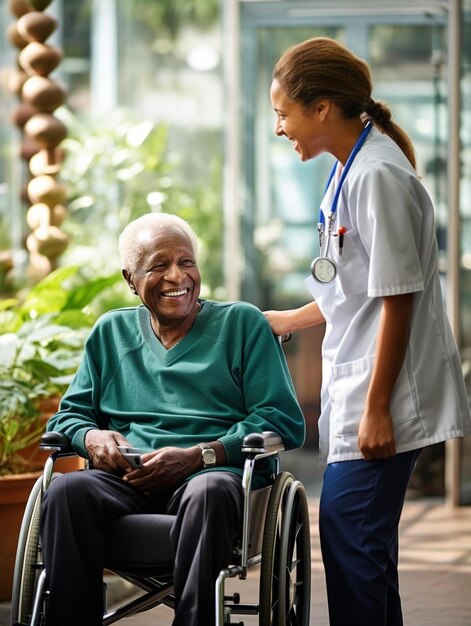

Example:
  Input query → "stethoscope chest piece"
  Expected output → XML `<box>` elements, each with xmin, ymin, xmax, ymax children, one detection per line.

<box><xmin>311</xmin><ymin>256</ymin><xmax>337</xmax><ymax>283</ymax></box>
<box><xmin>311</xmin><ymin>122</ymin><xmax>373</xmax><ymax>286</ymax></box>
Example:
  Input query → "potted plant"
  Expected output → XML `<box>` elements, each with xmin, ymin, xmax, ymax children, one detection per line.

<box><xmin>0</xmin><ymin>313</ymin><xmax>85</xmax><ymax>476</ymax></box>
<box><xmin>0</xmin><ymin>264</ymin><xmax>122</xmax><ymax>600</ymax></box>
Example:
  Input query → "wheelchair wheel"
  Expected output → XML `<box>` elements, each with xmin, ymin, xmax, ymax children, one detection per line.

<box><xmin>259</xmin><ymin>472</ymin><xmax>311</xmax><ymax>626</ymax></box>
<box><xmin>10</xmin><ymin>473</ymin><xmax>60</xmax><ymax>626</ymax></box>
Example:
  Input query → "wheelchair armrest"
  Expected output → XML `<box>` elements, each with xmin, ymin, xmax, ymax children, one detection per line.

<box><xmin>241</xmin><ymin>431</ymin><xmax>285</xmax><ymax>456</ymax></box>
<box><xmin>238</xmin><ymin>431</ymin><xmax>285</xmax><ymax>572</ymax></box>
<box><xmin>40</xmin><ymin>431</ymin><xmax>74</xmax><ymax>452</ymax></box>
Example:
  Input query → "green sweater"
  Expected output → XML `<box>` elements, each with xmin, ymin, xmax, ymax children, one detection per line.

<box><xmin>48</xmin><ymin>300</ymin><xmax>305</xmax><ymax>479</ymax></box>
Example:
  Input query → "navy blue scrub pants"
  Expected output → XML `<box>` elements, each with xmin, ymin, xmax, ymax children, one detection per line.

<box><xmin>319</xmin><ymin>449</ymin><xmax>421</xmax><ymax>626</ymax></box>
<box><xmin>41</xmin><ymin>469</ymin><xmax>242</xmax><ymax>626</ymax></box>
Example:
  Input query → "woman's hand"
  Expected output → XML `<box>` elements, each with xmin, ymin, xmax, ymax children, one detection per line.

<box><xmin>264</xmin><ymin>310</ymin><xmax>296</xmax><ymax>336</ymax></box>
<box><xmin>359</xmin><ymin>293</ymin><xmax>413</xmax><ymax>461</ymax></box>
<box><xmin>358</xmin><ymin>407</ymin><xmax>396</xmax><ymax>461</ymax></box>
<box><xmin>264</xmin><ymin>301</ymin><xmax>325</xmax><ymax>336</ymax></box>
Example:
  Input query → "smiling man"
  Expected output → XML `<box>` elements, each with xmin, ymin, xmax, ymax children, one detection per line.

<box><xmin>40</xmin><ymin>212</ymin><xmax>305</xmax><ymax>626</ymax></box>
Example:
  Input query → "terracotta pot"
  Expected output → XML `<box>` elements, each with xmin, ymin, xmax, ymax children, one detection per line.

<box><xmin>19</xmin><ymin>42</ymin><xmax>63</xmax><ymax>77</ymax></box>
<box><xmin>14</xmin><ymin>397</ymin><xmax>85</xmax><ymax>475</ymax></box>
<box><xmin>0</xmin><ymin>463</ymin><xmax>84</xmax><ymax>601</ymax></box>
<box><xmin>0</xmin><ymin>399</ymin><xmax>84</xmax><ymax>600</ymax></box>
<box><xmin>0</xmin><ymin>472</ymin><xmax>41</xmax><ymax>601</ymax></box>
<box><xmin>17</xmin><ymin>11</ymin><xmax>58</xmax><ymax>43</ymax></box>
<box><xmin>18</xmin><ymin>399</ymin><xmax>85</xmax><ymax>474</ymax></box>
<box><xmin>24</xmin><ymin>112</ymin><xmax>67</xmax><ymax>149</ymax></box>
<box><xmin>22</xmin><ymin>75</ymin><xmax>67</xmax><ymax>112</ymax></box>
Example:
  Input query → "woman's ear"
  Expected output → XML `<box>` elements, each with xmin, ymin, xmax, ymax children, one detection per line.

<box><xmin>316</xmin><ymin>100</ymin><xmax>330</xmax><ymax>122</ymax></box>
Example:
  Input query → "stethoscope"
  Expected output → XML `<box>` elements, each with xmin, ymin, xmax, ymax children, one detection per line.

<box><xmin>311</xmin><ymin>121</ymin><xmax>373</xmax><ymax>284</ymax></box>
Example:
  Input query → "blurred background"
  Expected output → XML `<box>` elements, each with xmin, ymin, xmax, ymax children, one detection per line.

<box><xmin>1</xmin><ymin>0</ymin><xmax>470</xmax><ymax>505</ymax></box>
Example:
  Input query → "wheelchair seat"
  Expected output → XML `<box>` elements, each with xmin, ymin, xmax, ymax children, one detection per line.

<box><xmin>11</xmin><ymin>431</ymin><xmax>311</xmax><ymax>626</ymax></box>
<box><xmin>107</xmin><ymin>514</ymin><xmax>176</xmax><ymax>574</ymax></box>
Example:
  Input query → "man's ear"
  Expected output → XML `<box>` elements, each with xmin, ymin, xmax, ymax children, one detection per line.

<box><xmin>122</xmin><ymin>269</ymin><xmax>137</xmax><ymax>294</ymax></box>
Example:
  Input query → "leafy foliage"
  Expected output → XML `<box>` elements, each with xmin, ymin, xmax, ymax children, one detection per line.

<box><xmin>56</xmin><ymin>108</ymin><xmax>224</xmax><ymax>298</ymax></box>
<box><xmin>0</xmin><ymin>266</ymin><xmax>121</xmax><ymax>475</ymax></box>
<box><xmin>131</xmin><ymin>0</ymin><xmax>220</xmax><ymax>40</ymax></box>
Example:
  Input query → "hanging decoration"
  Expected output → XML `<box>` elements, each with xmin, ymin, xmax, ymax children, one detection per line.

<box><xmin>6</xmin><ymin>0</ymin><xmax>68</xmax><ymax>280</ymax></box>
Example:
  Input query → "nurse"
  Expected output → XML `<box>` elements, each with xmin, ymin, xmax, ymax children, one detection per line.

<box><xmin>265</xmin><ymin>37</ymin><xmax>471</xmax><ymax>626</ymax></box>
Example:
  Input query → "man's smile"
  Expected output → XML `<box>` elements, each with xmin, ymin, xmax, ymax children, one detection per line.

<box><xmin>161</xmin><ymin>288</ymin><xmax>189</xmax><ymax>297</ymax></box>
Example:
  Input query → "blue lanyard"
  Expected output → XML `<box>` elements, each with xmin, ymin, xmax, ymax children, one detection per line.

<box><xmin>318</xmin><ymin>121</ymin><xmax>373</xmax><ymax>231</ymax></box>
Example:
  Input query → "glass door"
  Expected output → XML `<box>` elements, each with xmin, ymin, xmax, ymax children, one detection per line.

<box><xmin>238</xmin><ymin>1</ymin><xmax>448</xmax><ymax>308</ymax></box>
<box><xmin>228</xmin><ymin>0</ymin><xmax>467</xmax><ymax>499</ymax></box>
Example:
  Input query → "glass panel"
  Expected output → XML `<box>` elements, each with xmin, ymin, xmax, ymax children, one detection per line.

<box><xmin>58</xmin><ymin>0</ymin><xmax>92</xmax><ymax>108</ymax></box>
<box><xmin>242</xmin><ymin>19</ymin><xmax>447</xmax><ymax>307</ymax></box>
<box><xmin>460</xmin><ymin>0</ymin><xmax>471</xmax><ymax>504</ymax></box>
<box><xmin>239</xmin><ymin>7</ymin><xmax>451</xmax><ymax>491</ymax></box>
<box><xmin>243</xmin><ymin>25</ymin><xmax>342</xmax><ymax>308</ymax></box>
<box><xmin>368</xmin><ymin>24</ymin><xmax>448</xmax><ymax>249</ymax></box>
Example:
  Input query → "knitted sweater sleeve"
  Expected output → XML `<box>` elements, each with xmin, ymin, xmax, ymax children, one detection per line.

<box><xmin>217</xmin><ymin>304</ymin><xmax>305</xmax><ymax>467</ymax></box>
<box><xmin>46</xmin><ymin>320</ymin><xmax>107</xmax><ymax>458</ymax></box>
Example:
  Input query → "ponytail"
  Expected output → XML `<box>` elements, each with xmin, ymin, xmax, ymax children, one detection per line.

<box><xmin>364</xmin><ymin>99</ymin><xmax>416</xmax><ymax>169</ymax></box>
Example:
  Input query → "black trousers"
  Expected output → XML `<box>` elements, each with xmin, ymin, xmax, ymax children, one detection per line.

<box><xmin>40</xmin><ymin>469</ymin><xmax>242</xmax><ymax>626</ymax></box>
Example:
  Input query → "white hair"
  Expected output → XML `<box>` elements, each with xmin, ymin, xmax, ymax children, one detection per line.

<box><xmin>118</xmin><ymin>213</ymin><xmax>199</xmax><ymax>272</ymax></box>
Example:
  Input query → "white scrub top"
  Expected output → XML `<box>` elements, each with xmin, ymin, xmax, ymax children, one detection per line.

<box><xmin>306</xmin><ymin>127</ymin><xmax>471</xmax><ymax>464</ymax></box>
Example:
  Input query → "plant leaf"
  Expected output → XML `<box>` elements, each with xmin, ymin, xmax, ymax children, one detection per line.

<box><xmin>63</xmin><ymin>273</ymin><xmax>122</xmax><ymax>310</ymax></box>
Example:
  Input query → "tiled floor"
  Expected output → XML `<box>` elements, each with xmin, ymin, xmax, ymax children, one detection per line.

<box><xmin>2</xmin><ymin>454</ymin><xmax>471</xmax><ymax>626</ymax></box>
<box><xmin>116</xmin><ymin>498</ymin><xmax>471</xmax><ymax>626</ymax></box>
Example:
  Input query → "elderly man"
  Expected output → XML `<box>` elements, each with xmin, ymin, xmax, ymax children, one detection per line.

<box><xmin>41</xmin><ymin>212</ymin><xmax>305</xmax><ymax>626</ymax></box>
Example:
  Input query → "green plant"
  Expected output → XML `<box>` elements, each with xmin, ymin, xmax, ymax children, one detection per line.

<box><xmin>55</xmin><ymin>107</ymin><xmax>224</xmax><ymax>298</ymax></box>
<box><xmin>0</xmin><ymin>265</ymin><xmax>121</xmax><ymax>475</ymax></box>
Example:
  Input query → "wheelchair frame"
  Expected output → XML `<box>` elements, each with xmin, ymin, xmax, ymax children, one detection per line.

<box><xmin>10</xmin><ymin>432</ymin><xmax>311</xmax><ymax>626</ymax></box>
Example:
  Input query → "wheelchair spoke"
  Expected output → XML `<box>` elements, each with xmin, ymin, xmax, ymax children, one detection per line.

<box><xmin>260</xmin><ymin>473</ymin><xmax>311</xmax><ymax>626</ymax></box>
<box><xmin>282</xmin><ymin>492</ymin><xmax>309</xmax><ymax>626</ymax></box>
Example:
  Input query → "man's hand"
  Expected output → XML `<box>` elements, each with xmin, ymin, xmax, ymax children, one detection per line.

<box><xmin>123</xmin><ymin>446</ymin><xmax>201</xmax><ymax>494</ymax></box>
<box><xmin>357</xmin><ymin>407</ymin><xmax>396</xmax><ymax>461</ymax></box>
<box><xmin>84</xmin><ymin>429</ymin><xmax>135</xmax><ymax>474</ymax></box>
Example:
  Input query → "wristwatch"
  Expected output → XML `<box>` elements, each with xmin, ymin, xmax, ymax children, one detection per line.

<box><xmin>197</xmin><ymin>443</ymin><xmax>217</xmax><ymax>468</ymax></box>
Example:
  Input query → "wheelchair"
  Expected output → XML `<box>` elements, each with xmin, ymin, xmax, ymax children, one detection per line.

<box><xmin>10</xmin><ymin>430</ymin><xmax>311</xmax><ymax>626</ymax></box>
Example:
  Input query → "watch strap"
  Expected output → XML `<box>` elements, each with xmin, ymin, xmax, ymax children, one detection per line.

<box><xmin>197</xmin><ymin>443</ymin><xmax>216</xmax><ymax>468</ymax></box>
<box><xmin>197</xmin><ymin>443</ymin><xmax>211</xmax><ymax>451</ymax></box>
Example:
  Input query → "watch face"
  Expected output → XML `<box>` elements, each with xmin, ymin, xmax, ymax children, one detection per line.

<box><xmin>311</xmin><ymin>257</ymin><xmax>337</xmax><ymax>283</ymax></box>
<box><xmin>202</xmin><ymin>448</ymin><xmax>216</xmax><ymax>466</ymax></box>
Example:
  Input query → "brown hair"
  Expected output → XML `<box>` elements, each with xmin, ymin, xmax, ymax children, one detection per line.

<box><xmin>273</xmin><ymin>37</ymin><xmax>416</xmax><ymax>169</ymax></box>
